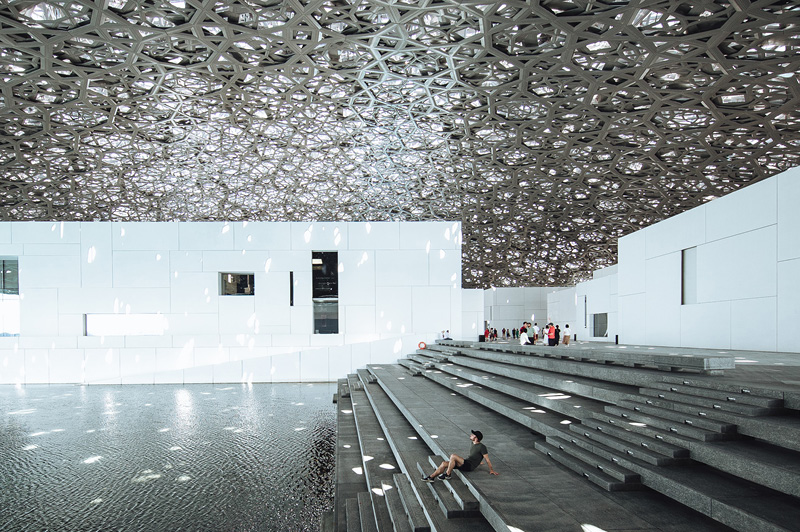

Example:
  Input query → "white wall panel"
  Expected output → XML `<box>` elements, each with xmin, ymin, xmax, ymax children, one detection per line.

<box><xmin>328</xmin><ymin>345</ymin><xmax>352</xmax><ymax>380</ymax></box>
<box><xmin>24</xmin><ymin>349</ymin><xmax>49</xmax><ymax>383</ymax></box>
<box><xmin>345</xmin><ymin>306</ymin><xmax>376</xmax><ymax>334</ymax></box>
<box><xmin>778</xmin><ymin>168</ymin><xmax>800</xmax><ymax>261</ymax></box>
<box><xmin>202</xmin><ymin>250</ymin><xmax>271</xmax><ymax>273</ymax></box>
<box><xmin>400</xmin><ymin>222</ymin><xmax>460</xmax><ymax>250</ymax></box>
<box><xmin>234</xmin><ymin>221</ymin><xmax>291</xmax><ymax>251</ymax></box>
<box><xmin>271</xmin><ymin>352</ymin><xmax>300</xmax><ymax>382</ymax></box>
<box><xmin>290</xmin><ymin>222</ymin><xmax>348</xmax><ymax>251</ymax></box>
<box><xmin>618</xmin><ymin>294</ymin><xmax>646</xmax><ymax>345</ymax></box>
<box><xmin>113</xmin><ymin>251</ymin><xmax>171</xmax><ymax>287</ymax></box>
<box><xmin>20</xmin><ymin>254</ymin><xmax>80</xmax><ymax>289</ymax></box>
<box><xmin>84</xmin><ymin>348</ymin><xmax>120</xmax><ymax>383</ymax></box>
<box><xmin>23</xmin><ymin>243</ymin><xmax>80</xmax><ymax>256</ymax></box>
<box><xmin>290</xmin><ymin>306</ymin><xmax>314</xmax><ymax>335</ymax></box>
<box><xmin>339</xmin><ymin>250</ymin><xmax>376</xmax><ymax>306</ymax></box>
<box><xmin>20</xmin><ymin>289</ymin><xmax>59</xmax><ymax>336</ymax></box>
<box><xmin>300</xmin><ymin>348</ymin><xmax>329</xmax><ymax>381</ymax></box>
<box><xmin>697</xmin><ymin>226</ymin><xmax>776</xmax><ymax>302</ymax></box>
<box><xmin>112</xmin><ymin>222</ymin><xmax>179</xmax><ymax>250</ymax></box>
<box><xmin>0</xmin><ymin>350</ymin><xmax>24</xmax><ymax>384</ymax></box>
<box><xmin>218</xmin><ymin>297</ymin><xmax>256</xmax><ymax>335</ymax></box>
<box><xmin>169</xmin><ymin>272</ymin><xmax>218</xmax><ymax>314</ymax></box>
<box><xmin>449</xmin><ymin>289</ymin><xmax>463</xmax><ymax>339</ymax></box>
<box><xmin>154</xmin><ymin>369</ymin><xmax>183</xmax><ymax>384</ymax></box>
<box><xmin>179</xmin><ymin>222</ymin><xmax>234</xmax><ymax>250</ymax></box>
<box><xmin>125</xmin><ymin>336</ymin><xmax>173</xmax><ymax>348</ymax></box>
<box><xmin>120</xmin><ymin>348</ymin><xmax>156</xmax><ymax>384</ymax></box>
<box><xmin>164</xmin><ymin>313</ymin><xmax>219</xmax><ymax>336</ymax></box>
<box><xmin>644</xmin><ymin>253</ymin><xmax>681</xmax><ymax>347</ymax></box>
<box><xmin>705</xmin><ymin>178</ymin><xmax>776</xmax><ymax>242</ymax></box>
<box><xmin>375</xmin><ymin>250</ymin><xmax>427</xmax><ymax>287</ymax></box>
<box><xmin>0</xmin><ymin>244</ymin><xmax>24</xmax><ymax>257</ymax></box>
<box><xmin>184</xmin><ymin>365</ymin><xmax>214</xmax><ymax>384</ymax></box>
<box><xmin>777</xmin><ymin>258</ymin><xmax>800</xmax><ymax>353</ymax></box>
<box><xmin>429</xmin><ymin>249</ymin><xmax>460</xmax><ymax>286</ymax></box>
<box><xmin>730</xmin><ymin>297</ymin><xmax>776</xmax><ymax>352</ymax></box>
<box><xmin>495</xmin><ymin>287</ymin><xmax>526</xmax><ymax>306</ymax></box>
<box><xmin>266</xmin><ymin>250</ymin><xmax>311</xmax><ymax>273</ymax></box>
<box><xmin>412</xmin><ymin>287</ymin><xmax>451</xmax><ymax>334</ymax></box>
<box><xmin>12</xmin><ymin>222</ymin><xmax>80</xmax><ymax>244</ymax></box>
<box><xmin>170</xmin><ymin>250</ymin><xmax>204</xmax><ymax>272</ymax></box>
<box><xmin>193</xmin><ymin>346</ymin><xmax>229</xmax><ymax>367</ymax></box>
<box><xmin>58</xmin><ymin>314</ymin><xmax>84</xmax><ymax>336</ymax></box>
<box><xmin>214</xmin><ymin>360</ymin><xmax>245</xmax><ymax>383</ymax></box>
<box><xmin>47</xmin><ymin>349</ymin><xmax>83</xmax><ymax>383</ymax></box>
<box><xmin>618</xmin><ymin>230</ymin><xmax>646</xmax><ymax>296</ymax></box>
<box><xmin>239</xmin><ymin>356</ymin><xmax>269</xmax><ymax>383</ymax></box>
<box><xmin>347</xmin><ymin>222</ymin><xmax>400</xmax><ymax>250</ymax></box>
<box><xmin>0</xmin><ymin>224</ymin><xmax>10</xmax><ymax>243</ymax></box>
<box><xmin>292</xmin><ymin>270</ymin><xmax>313</xmax><ymax>306</ymax></box>
<box><xmin>680</xmin><ymin>301</ymin><xmax>731</xmax><ymax>349</ymax></box>
<box><xmin>461</xmin><ymin>312</ymin><xmax>481</xmax><ymax>341</ymax></box>
<box><xmin>57</xmin><ymin>287</ymin><xmax>170</xmax><ymax>314</ymax></box>
<box><xmin>376</xmin><ymin>287</ymin><xmax>412</xmax><ymax>335</ymax></box>
<box><xmin>80</xmin><ymin>223</ymin><xmax>112</xmax><ymax>287</ymax></box>
<box><xmin>644</xmin><ymin>207</ymin><xmax>706</xmax><ymax>259</ymax></box>
<box><xmin>351</xmin><ymin>342</ymin><xmax>371</xmax><ymax>369</ymax></box>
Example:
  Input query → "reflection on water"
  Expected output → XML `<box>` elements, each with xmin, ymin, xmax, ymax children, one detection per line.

<box><xmin>0</xmin><ymin>383</ymin><xmax>336</xmax><ymax>531</ymax></box>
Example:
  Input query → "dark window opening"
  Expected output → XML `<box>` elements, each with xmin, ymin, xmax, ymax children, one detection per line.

<box><xmin>592</xmin><ymin>313</ymin><xmax>608</xmax><ymax>338</ymax></box>
<box><xmin>220</xmin><ymin>272</ymin><xmax>255</xmax><ymax>295</ymax></box>
<box><xmin>313</xmin><ymin>251</ymin><xmax>338</xmax><ymax>333</ymax></box>
<box><xmin>0</xmin><ymin>259</ymin><xmax>19</xmax><ymax>295</ymax></box>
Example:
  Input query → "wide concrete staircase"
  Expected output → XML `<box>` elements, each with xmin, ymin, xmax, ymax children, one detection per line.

<box><xmin>328</xmin><ymin>340</ymin><xmax>800</xmax><ymax>532</ymax></box>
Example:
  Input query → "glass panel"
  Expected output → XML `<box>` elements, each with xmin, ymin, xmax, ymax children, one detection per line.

<box><xmin>312</xmin><ymin>252</ymin><xmax>338</xmax><ymax>299</ymax></box>
<box><xmin>592</xmin><ymin>313</ymin><xmax>608</xmax><ymax>337</ymax></box>
<box><xmin>313</xmin><ymin>300</ymin><xmax>339</xmax><ymax>334</ymax></box>
<box><xmin>220</xmin><ymin>273</ymin><xmax>255</xmax><ymax>295</ymax></box>
<box><xmin>0</xmin><ymin>259</ymin><xmax>19</xmax><ymax>295</ymax></box>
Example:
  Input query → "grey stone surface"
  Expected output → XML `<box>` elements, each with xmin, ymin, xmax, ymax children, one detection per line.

<box><xmin>393</xmin><ymin>474</ymin><xmax>430</xmax><ymax>532</ymax></box>
<box><xmin>604</xmin><ymin>405</ymin><xmax>729</xmax><ymax>441</ymax></box>
<box><xmin>346</xmin><ymin>498</ymin><xmax>361</xmax><ymax>532</ymax></box>
<box><xmin>357</xmin><ymin>492</ymin><xmax>379</xmax><ymax>532</ymax></box>
<box><xmin>368</xmin><ymin>363</ymin><xmax>728</xmax><ymax>531</ymax></box>
<box><xmin>337</xmin><ymin>384</ymin><xmax>369</xmax><ymax>532</ymax></box>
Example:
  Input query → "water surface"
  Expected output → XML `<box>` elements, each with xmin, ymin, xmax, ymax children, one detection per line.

<box><xmin>0</xmin><ymin>383</ymin><xmax>336</xmax><ymax>531</ymax></box>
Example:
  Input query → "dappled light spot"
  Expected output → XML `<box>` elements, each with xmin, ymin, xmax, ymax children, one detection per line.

<box><xmin>379</xmin><ymin>464</ymin><xmax>395</xmax><ymax>470</ymax></box>
<box><xmin>352</xmin><ymin>467</ymin><xmax>363</xmax><ymax>475</ymax></box>
<box><xmin>83</xmin><ymin>455</ymin><xmax>102</xmax><ymax>464</ymax></box>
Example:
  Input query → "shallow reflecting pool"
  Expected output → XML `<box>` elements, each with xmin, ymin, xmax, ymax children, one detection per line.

<box><xmin>0</xmin><ymin>383</ymin><xmax>336</xmax><ymax>531</ymax></box>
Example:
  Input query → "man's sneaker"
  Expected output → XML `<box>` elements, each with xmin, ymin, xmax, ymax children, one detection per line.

<box><xmin>421</xmin><ymin>476</ymin><xmax>435</xmax><ymax>483</ymax></box>
<box><xmin>438</xmin><ymin>473</ymin><xmax>451</xmax><ymax>480</ymax></box>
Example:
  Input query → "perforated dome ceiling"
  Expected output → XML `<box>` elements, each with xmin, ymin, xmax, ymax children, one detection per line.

<box><xmin>2</xmin><ymin>0</ymin><xmax>800</xmax><ymax>287</ymax></box>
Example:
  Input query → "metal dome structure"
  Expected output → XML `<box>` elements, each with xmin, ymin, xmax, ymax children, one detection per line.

<box><xmin>2</xmin><ymin>0</ymin><xmax>800</xmax><ymax>287</ymax></box>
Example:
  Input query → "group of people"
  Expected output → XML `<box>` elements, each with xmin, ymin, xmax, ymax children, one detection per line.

<box><xmin>519</xmin><ymin>321</ymin><xmax>571</xmax><ymax>346</ymax></box>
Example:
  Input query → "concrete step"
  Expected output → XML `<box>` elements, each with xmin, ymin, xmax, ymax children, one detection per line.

<box><xmin>348</xmin><ymin>373</ymin><xmax>399</xmax><ymax>532</ymax></box>
<box><xmin>617</xmin><ymin>399</ymin><xmax>738</xmax><ymax>434</ymax></box>
<box><xmin>415</xmin><ymin>462</ymin><xmax>482</xmax><ymax>518</ymax></box>
<box><xmin>534</xmin><ymin>441</ymin><xmax>641</xmax><ymax>491</ymax></box>
<box><xmin>425</xmin><ymin>455</ymin><xmax>480</xmax><ymax>511</ymax></box>
<box><xmin>545</xmin><ymin>435</ymin><xmax>641</xmax><ymax>484</ymax></box>
<box><xmin>568</xmin><ymin>421</ymin><xmax>680</xmax><ymax>466</ymax></box>
<box><xmin>581</xmin><ymin>415</ymin><xmax>690</xmax><ymax>459</ymax></box>
<box><xmin>384</xmin><ymin>481</ymin><xmax>412</xmax><ymax>532</ymax></box>
<box><xmin>636</xmin><ymin>389</ymin><xmax>779</xmax><ymax>417</ymax></box>
<box><xmin>336</xmin><ymin>383</ymin><xmax>369</xmax><ymax>532</ymax></box>
<box><xmin>393</xmin><ymin>474</ymin><xmax>431</xmax><ymax>532</ymax></box>
<box><xmin>397</xmin><ymin>359</ymin><xmax>423</xmax><ymax>376</ymax></box>
<box><xmin>646</xmin><ymin>381</ymin><xmax>783</xmax><ymax>408</ymax></box>
<box><xmin>605</xmin><ymin>405</ymin><xmax>733</xmax><ymax>442</ymax></box>
<box><xmin>356</xmin><ymin>368</ymin><xmax>492</xmax><ymax>532</ymax></box>
<box><xmin>434</xmin><ymin>362</ymin><xmax>606</xmax><ymax>421</ymax></box>
<box><xmin>346</xmin><ymin>498</ymin><xmax>360</xmax><ymax>532</ymax></box>
<box><xmin>357</xmin><ymin>491</ymin><xmax>378</xmax><ymax>532</ymax></box>
<box><xmin>440</xmin><ymin>354</ymin><xmax>639</xmax><ymax>406</ymax></box>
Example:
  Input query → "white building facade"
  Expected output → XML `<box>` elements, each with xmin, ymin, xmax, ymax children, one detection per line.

<box><xmin>0</xmin><ymin>221</ymin><xmax>480</xmax><ymax>385</ymax></box>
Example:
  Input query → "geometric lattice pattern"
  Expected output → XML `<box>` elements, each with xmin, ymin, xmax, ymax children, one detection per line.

<box><xmin>2</xmin><ymin>1</ymin><xmax>800</xmax><ymax>288</ymax></box>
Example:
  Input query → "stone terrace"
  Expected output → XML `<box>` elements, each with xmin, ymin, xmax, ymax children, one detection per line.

<box><xmin>326</xmin><ymin>340</ymin><xmax>800</xmax><ymax>532</ymax></box>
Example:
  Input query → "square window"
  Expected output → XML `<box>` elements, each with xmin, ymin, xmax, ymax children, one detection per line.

<box><xmin>220</xmin><ymin>272</ymin><xmax>255</xmax><ymax>296</ymax></box>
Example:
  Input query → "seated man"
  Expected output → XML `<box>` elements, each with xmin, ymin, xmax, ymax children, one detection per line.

<box><xmin>421</xmin><ymin>430</ymin><xmax>498</xmax><ymax>481</ymax></box>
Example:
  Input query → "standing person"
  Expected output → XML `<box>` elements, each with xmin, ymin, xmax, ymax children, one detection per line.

<box><xmin>548</xmin><ymin>323</ymin><xmax>556</xmax><ymax>346</ymax></box>
<box><xmin>502</xmin><ymin>327</ymin><xmax>506</xmax><ymax>340</ymax></box>
<box><xmin>484</xmin><ymin>326</ymin><xmax>490</xmax><ymax>342</ymax></box>
<box><xmin>533</xmin><ymin>322</ymin><xmax>540</xmax><ymax>345</ymax></box>
<box><xmin>563</xmin><ymin>324</ymin><xmax>571</xmax><ymax>346</ymax></box>
<box><xmin>555</xmin><ymin>325</ymin><xmax>561</xmax><ymax>346</ymax></box>
<box><xmin>421</xmin><ymin>430</ymin><xmax>499</xmax><ymax>481</ymax></box>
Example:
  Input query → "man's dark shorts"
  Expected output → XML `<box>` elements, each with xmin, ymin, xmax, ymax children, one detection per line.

<box><xmin>455</xmin><ymin>461</ymin><xmax>475</xmax><ymax>472</ymax></box>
